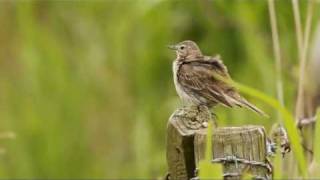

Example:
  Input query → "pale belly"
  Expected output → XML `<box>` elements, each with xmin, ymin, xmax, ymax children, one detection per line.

<box><xmin>173</xmin><ymin>61</ymin><xmax>202</xmax><ymax>105</ymax></box>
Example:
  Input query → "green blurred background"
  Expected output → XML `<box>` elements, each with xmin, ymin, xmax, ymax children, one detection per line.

<box><xmin>0</xmin><ymin>0</ymin><xmax>319</xmax><ymax>179</ymax></box>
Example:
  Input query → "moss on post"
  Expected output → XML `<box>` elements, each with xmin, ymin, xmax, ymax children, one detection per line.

<box><xmin>166</xmin><ymin>107</ymin><xmax>272</xmax><ymax>180</ymax></box>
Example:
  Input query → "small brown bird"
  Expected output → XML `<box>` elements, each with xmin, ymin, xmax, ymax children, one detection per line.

<box><xmin>168</xmin><ymin>40</ymin><xmax>267</xmax><ymax>116</ymax></box>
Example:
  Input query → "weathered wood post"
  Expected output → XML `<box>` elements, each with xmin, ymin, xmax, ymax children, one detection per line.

<box><xmin>166</xmin><ymin>107</ymin><xmax>272</xmax><ymax>180</ymax></box>
<box><xmin>166</xmin><ymin>106</ymin><xmax>210</xmax><ymax>180</ymax></box>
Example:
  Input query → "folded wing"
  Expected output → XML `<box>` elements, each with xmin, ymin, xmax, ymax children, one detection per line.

<box><xmin>178</xmin><ymin>57</ymin><xmax>267</xmax><ymax>116</ymax></box>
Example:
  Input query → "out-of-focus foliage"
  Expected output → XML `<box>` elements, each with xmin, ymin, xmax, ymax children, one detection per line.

<box><xmin>0</xmin><ymin>0</ymin><xmax>319</xmax><ymax>178</ymax></box>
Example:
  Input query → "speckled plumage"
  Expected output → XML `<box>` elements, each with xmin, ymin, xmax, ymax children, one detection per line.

<box><xmin>170</xmin><ymin>40</ymin><xmax>267</xmax><ymax>116</ymax></box>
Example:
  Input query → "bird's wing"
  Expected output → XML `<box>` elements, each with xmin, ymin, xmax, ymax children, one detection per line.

<box><xmin>178</xmin><ymin>58</ymin><xmax>238</xmax><ymax>108</ymax></box>
<box><xmin>178</xmin><ymin>58</ymin><xmax>267</xmax><ymax>116</ymax></box>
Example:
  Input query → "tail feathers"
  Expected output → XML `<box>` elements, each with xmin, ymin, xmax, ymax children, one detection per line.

<box><xmin>222</xmin><ymin>93</ymin><xmax>269</xmax><ymax>117</ymax></box>
<box><xmin>240</xmin><ymin>98</ymin><xmax>269</xmax><ymax>118</ymax></box>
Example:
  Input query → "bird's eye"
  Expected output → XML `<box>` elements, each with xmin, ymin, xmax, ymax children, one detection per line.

<box><xmin>179</xmin><ymin>45</ymin><xmax>185</xmax><ymax>50</ymax></box>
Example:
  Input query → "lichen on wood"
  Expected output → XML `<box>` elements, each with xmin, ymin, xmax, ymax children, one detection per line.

<box><xmin>166</xmin><ymin>107</ymin><xmax>272</xmax><ymax>180</ymax></box>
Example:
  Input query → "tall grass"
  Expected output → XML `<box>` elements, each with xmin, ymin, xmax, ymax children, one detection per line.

<box><xmin>268</xmin><ymin>0</ymin><xmax>284</xmax><ymax>110</ymax></box>
<box><xmin>313</xmin><ymin>109</ymin><xmax>320</xmax><ymax>174</ymax></box>
<box><xmin>199</xmin><ymin>121</ymin><xmax>222</xmax><ymax>179</ymax></box>
<box><xmin>0</xmin><ymin>0</ymin><xmax>319</xmax><ymax>178</ymax></box>
<box><xmin>293</xmin><ymin>0</ymin><xmax>315</xmax><ymax>120</ymax></box>
<box><xmin>197</xmin><ymin>75</ymin><xmax>309</xmax><ymax>177</ymax></box>
<box><xmin>233</xmin><ymin>81</ymin><xmax>307</xmax><ymax>177</ymax></box>
<box><xmin>202</xmin><ymin>1</ymin><xmax>316</xmax><ymax>174</ymax></box>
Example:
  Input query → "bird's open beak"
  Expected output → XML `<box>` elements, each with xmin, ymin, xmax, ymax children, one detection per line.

<box><xmin>167</xmin><ymin>44</ymin><xmax>177</xmax><ymax>50</ymax></box>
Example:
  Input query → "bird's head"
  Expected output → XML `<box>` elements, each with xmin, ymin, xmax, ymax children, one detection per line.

<box><xmin>168</xmin><ymin>40</ymin><xmax>203</xmax><ymax>59</ymax></box>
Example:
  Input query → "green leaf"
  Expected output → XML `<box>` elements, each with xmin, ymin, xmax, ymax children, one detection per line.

<box><xmin>314</xmin><ymin>108</ymin><xmax>320</xmax><ymax>165</ymax></box>
<box><xmin>211</xmin><ymin>72</ymin><xmax>307</xmax><ymax>177</ymax></box>
<box><xmin>199</xmin><ymin>121</ymin><xmax>223</xmax><ymax>179</ymax></box>
<box><xmin>234</xmin><ymin>82</ymin><xmax>307</xmax><ymax>177</ymax></box>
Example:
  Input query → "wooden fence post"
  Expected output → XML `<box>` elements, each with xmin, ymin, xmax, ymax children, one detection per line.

<box><xmin>166</xmin><ymin>106</ymin><xmax>210</xmax><ymax>180</ymax></box>
<box><xmin>166</xmin><ymin>107</ymin><xmax>273</xmax><ymax>180</ymax></box>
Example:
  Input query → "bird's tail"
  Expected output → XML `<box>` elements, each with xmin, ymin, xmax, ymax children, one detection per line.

<box><xmin>240</xmin><ymin>98</ymin><xmax>269</xmax><ymax>117</ymax></box>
